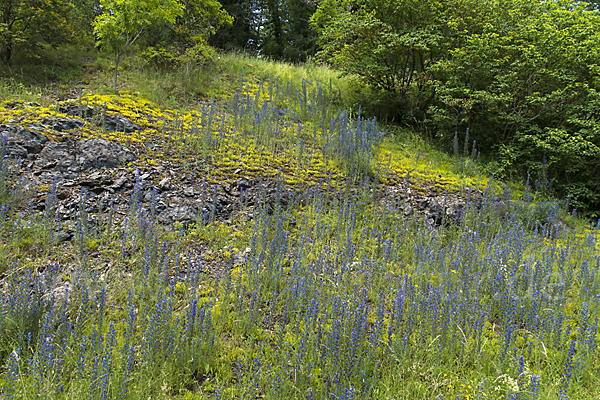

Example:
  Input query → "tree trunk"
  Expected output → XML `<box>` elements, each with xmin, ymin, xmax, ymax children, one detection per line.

<box><xmin>114</xmin><ymin>53</ymin><xmax>121</xmax><ymax>93</ymax></box>
<box><xmin>267</xmin><ymin>0</ymin><xmax>283</xmax><ymax>59</ymax></box>
<box><xmin>0</xmin><ymin>34</ymin><xmax>12</xmax><ymax>65</ymax></box>
<box><xmin>1</xmin><ymin>1</ymin><xmax>13</xmax><ymax>65</ymax></box>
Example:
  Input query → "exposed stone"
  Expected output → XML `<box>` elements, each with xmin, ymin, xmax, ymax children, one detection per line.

<box><xmin>40</xmin><ymin>117</ymin><xmax>85</xmax><ymax>132</ymax></box>
<box><xmin>112</xmin><ymin>175</ymin><xmax>128</xmax><ymax>189</ymax></box>
<box><xmin>80</xmin><ymin>171</ymin><xmax>113</xmax><ymax>188</ymax></box>
<box><xmin>233</xmin><ymin>247</ymin><xmax>252</xmax><ymax>266</ymax></box>
<box><xmin>237</xmin><ymin>177</ymin><xmax>254</xmax><ymax>190</ymax></box>
<box><xmin>34</xmin><ymin>138</ymin><xmax>133</xmax><ymax>177</ymax></box>
<box><xmin>4</xmin><ymin>142</ymin><xmax>28</xmax><ymax>158</ymax></box>
<box><xmin>429</xmin><ymin>200</ymin><xmax>444</xmax><ymax>215</ymax></box>
<box><xmin>104</xmin><ymin>115</ymin><xmax>140</xmax><ymax>133</ymax></box>
<box><xmin>4</xmin><ymin>105</ymin><xmax>496</xmax><ymax>239</ymax></box>
<box><xmin>159</xmin><ymin>177</ymin><xmax>171</xmax><ymax>191</ymax></box>
<box><xmin>61</xmin><ymin>105</ymin><xmax>96</xmax><ymax>119</ymax></box>
<box><xmin>417</xmin><ymin>198</ymin><xmax>428</xmax><ymax>210</ymax></box>
<box><xmin>158</xmin><ymin>204</ymin><xmax>199</xmax><ymax>227</ymax></box>
<box><xmin>53</xmin><ymin>230</ymin><xmax>72</xmax><ymax>243</ymax></box>
<box><xmin>1</xmin><ymin>125</ymin><xmax>49</xmax><ymax>159</ymax></box>
<box><xmin>143</xmin><ymin>190</ymin><xmax>155</xmax><ymax>203</ymax></box>
<box><xmin>48</xmin><ymin>281</ymin><xmax>72</xmax><ymax>313</ymax></box>
<box><xmin>184</xmin><ymin>187</ymin><xmax>196</xmax><ymax>197</ymax></box>
<box><xmin>76</xmin><ymin>139</ymin><xmax>134</xmax><ymax>170</ymax></box>
<box><xmin>60</xmin><ymin>105</ymin><xmax>140</xmax><ymax>133</ymax></box>
<box><xmin>35</xmin><ymin>142</ymin><xmax>76</xmax><ymax>171</ymax></box>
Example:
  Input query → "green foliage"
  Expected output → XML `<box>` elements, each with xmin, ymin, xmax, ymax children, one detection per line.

<box><xmin>170</xmin><ymin>0</ymin><xmax>233</xmax><ymax>46</ymax></box>
<box><xmin>209</xmin><ymin>0</ymin><xmax>261</xmax><ymax>52</ymax></box>
<box><xmin>280</xmin><ymin>0</ymin><xmax>318</xmax><ymax>61</ymax></box>
<box><xmin>430</xmin><ymin>0</ymin><xmax>600</xmax><ymax>215</ymax></box>
<box><xmin>313</xmin><ymin>0</ymin><xmax>600</xmax><ymax>215</ymax></box>
<box><xmin>260</xmin><ymin>0</ymin><xmax>319</xmax><ymax>62</ymax></box>
<box><xmin>142</xmin><ymin>39</ymin><xmax>217</xmax><ymax>69</ymax></box>
<box><xmin>211</xmin><ymin>0</ymin><xmax>318</xmax><ymax>63</ymax></box>
<box><xmin>0</xmin><ymin>0</ymin><xmax>87</xmax><ymax>64</ymax></box>
<box><xmin>311</xmin><ymin>0</ymin><xmax>492</xmax><ymax>124</ymax></box>
<box><xmin>93</xmin><ymin>0</ymin><xmax>184</xmax><ymax>91</ymax></box>
<box><xmin>142</xmin><ymin>0</ymin><xmax>232</xmax><ymax>64</ymax></box>
<box><xmin>141</xmin><ymin>44</ymin><xmax>182</xmax><ymax>69</ymax></box>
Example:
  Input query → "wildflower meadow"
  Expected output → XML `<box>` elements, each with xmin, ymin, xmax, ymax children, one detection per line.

<box><xmin>0</xmin><ymin>64</ymin><xmax>599</xmax><ymax>400</ymax></box>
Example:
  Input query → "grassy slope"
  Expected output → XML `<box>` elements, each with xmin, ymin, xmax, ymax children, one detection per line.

<box><xmin>0</xmin><ymin>49</ymin><xmax>598</xmax><ymax>399</ymax></box>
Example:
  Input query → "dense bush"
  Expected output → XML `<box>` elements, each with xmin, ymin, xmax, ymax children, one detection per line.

<box><xmin>313</xmin><ymin>0</ymin><xmax>600</xmax><ymax>216</ymax></box>
<box><xmin>141</xmin><ymin>40</ymin><xmax>218</xmax><ymax>69</ymax></box>
<box><xmin>0</xmin><ymin>0</ymin><xmax>91</xmax><ymax>64</ymax></box>
<box><xmin>430</xmin><ymin>0</ymin><xmax>600</xmax><ymax>216</ymax></box>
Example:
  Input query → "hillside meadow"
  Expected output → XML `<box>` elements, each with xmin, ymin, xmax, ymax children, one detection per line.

<box><xmin>0</xmin><ymin>52</ymin><xmax>599</xmax><ymax>399</ymax></box>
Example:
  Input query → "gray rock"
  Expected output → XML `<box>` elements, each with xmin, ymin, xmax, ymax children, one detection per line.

<box><xmin>446</xmin><ymin>200</ymin><xmax>465</xmax><ymax>223</ymax></box>
<box><xmin>35</xmin><ymin>142</ymin><xmax>76</xmax><ymax>171</ymax></box>
<box><xmin>429</xmin><ymin>200</ymin><xmax>444</xmax><ymax>215</ymax></box>
<box><xmin>159</xmin><ymin>177</ymin><xmax>171</xmax><ymax>191</ymax></box>
<box><xmin>157</xmin><ymin>204</ymin><xmax>199</xmax><ymax>227</ymax></box>
<box><xmin>1</xmin><ymin>126</ymin><xmax>48</xmax><ymax>156</ymax></box>
<box><xmin>35</xmin><ymin>138</ymin><xmax>133</xmax><ymax>174</ymax></box>
<box><xmin>79</xmin><ymin>171</ymin><xmax>109</xmax><ymax>187</ymax></box>
<box><xmin>40</xmin><ymin>117</ymin><xmax>85</xmax><ymax>132</ymax></box>
<box><xmin>156</xmin><ymin>201</ymin><xmax>168</xmax><ymax>213</ymax></box>
<box><xmin>143</xmin><ymin>190</ymin><xmax>155</xmax><ymax>203</ymax></box>
<box><xmin>53</xmin><ymin>230</ymin><xmax>72</xmax><ymax>243</ymax></box>
<box><xmin>76</xmin><ymin>139</ymin><xmax>134</xmax><ymax>170</ymax></box>
<box><xmin>238</xmin><ymin>177</ymin><xmax>254</xmax><ymax>189</ymax></box>
<box><xmin>28</xmin><ymin>123</ymin><xmax>46</xmax><ymax>131</ymax></box>
<box><xmin>184</xmin><ymin>187</ymin><xmax>196</xmax><ymax>197</ymax></box>
<box><xmin>61</xmin><ymin>105</ymin><xmax>96</xmax><ymax>119</ymax></box>
<box><xmin>104</xmin><ymin>115</ymin><xmax>140</xmax><ymax>133</ymax></box>
<box><xmin>233</xmin><ymin>247</ymin><xmax>252</xmax><ymax>266</ymax></box>
<box><xmin>4</xmin><ymin>142</ymin><xmax>28</xmax><ymax>158</ymax></box>
<box><xmin>60</xmin><ymin>105</ymin><xmax>140</xmax><ymax>133</ymax></box>
<box><xmin>112</xmin><ymin>175</ymin><xmax>128</xmax><ymax>189</ymax></box>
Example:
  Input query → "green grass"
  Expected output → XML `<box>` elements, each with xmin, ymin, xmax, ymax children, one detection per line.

<box><xmin>0</xmin><ymin>79</ymin><xmax>46</xmax><ymax>105</ymax></box>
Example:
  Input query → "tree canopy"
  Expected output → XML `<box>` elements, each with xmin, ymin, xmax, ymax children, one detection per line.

<box><xmin>211</xmin><ymin>0</ymin><xmax>318</xmax><ymax>62</ymax></box>
<box><xmin>93</xmin><ymin>0</ymin><xmax>184</xmax><ymax>91</ymax></box>
<box><xmin>0</xmin><ymin>0</ymin><xmax>86</xmax><ymax>64</ymax></box>
<box><xmin>142</xmin><ymin>0</ymin><xmax>233</xmax><ymax>62</ymax></box>
<box><xmin>311</xmin><ymin>0</ymin><xmax>600</xmax><ymax>215</ymax></box>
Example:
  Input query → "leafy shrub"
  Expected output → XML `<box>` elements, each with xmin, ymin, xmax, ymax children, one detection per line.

<box><xmin>141</xmin><ymin>44</ymin><xmax>181</xmax><ymax>69</ymax></box>
<box><xmin>142</xmin><ymin>40</ymin><xmax>217</xmax><ymax>69</ymax></box>
<box><xmin>312</xmin><ymin>0</ymin><xmax>600</xmax><ymax>215</ymax></box>
<box><xmin>428</xmin><ymin>1</ymin><xmax>600</xmax><ymax>216</ymax></box>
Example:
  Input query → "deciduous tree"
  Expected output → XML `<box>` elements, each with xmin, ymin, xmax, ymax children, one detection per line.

<box><xmin>143</xmin><ymin>0</ymin><xmax>232</xmax><ymax>60</ymax></box>
<box><xmin>209</xmin><ymin>0</ymin><xmax>262</xmax><ymax>52</ymax></box>
<box><xmin>0</xmin><ymin>0</ymin><xmax>82</xmax><ymax>65</ymax></box>
<box><xmin>311</xmin><ymin>0</ymin><xmax>493</xmax><ymax>122</ymax></box>
<box><xmin>92</xmin><ymin>0</ymin><xmax>184</xmax><ymax>91</ymax></box>
<box><xmin>431</xmin><ymin>0</ymin><xmax>600</xmax><ymax>213</ymax></box>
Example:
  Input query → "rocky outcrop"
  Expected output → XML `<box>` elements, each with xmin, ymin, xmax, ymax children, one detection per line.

<box><xmin>1</xmin><ymin>125</ymin><xmax>48</xmax><ymax>158</ymax></box>
<box><xmin>33</xmin><ymin>138</ymin><xmax>134</xmax><ymax>179</ymax></box>
<box><xmin>2</xmin><ymin>109</ymin><xmax>496</xmax><ymax>243</ymax></box>
<box><xmin>60</xmin><ymin>105</ymin><xmax>141</xmax><ymax>132</ymax></box>
<box><xmin>103</xmin><ymin>115</ymin><xmax>140</xmax><ymax>133</ymax></box>
<box><xmin>40</xmin><ymin>117</ymin><xmax>85</xmax><ymax>132</ymax></box>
